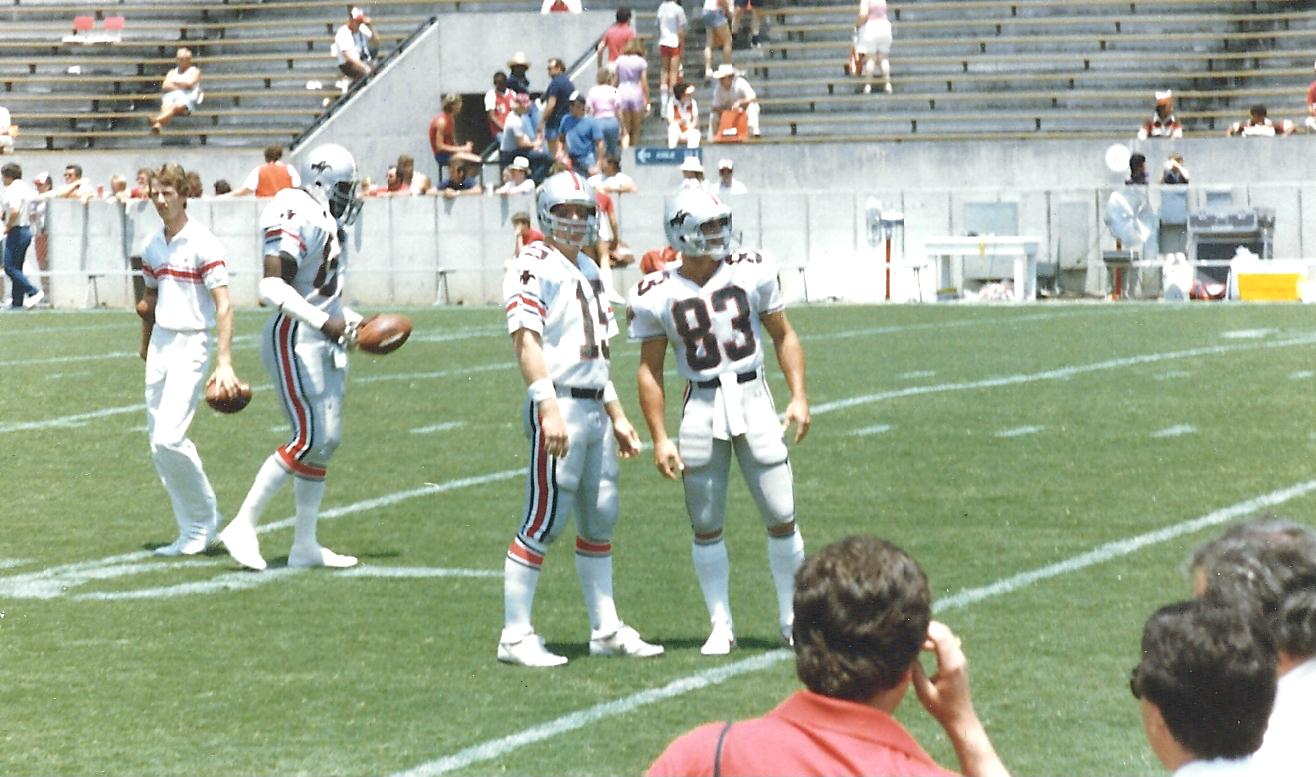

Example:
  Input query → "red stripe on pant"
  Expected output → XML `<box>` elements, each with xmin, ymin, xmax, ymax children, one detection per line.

<box><xmin>522</xmin><ymin>403</ymin><xmax>556</xmax><ymax>541</ymax></box>
<box><xmin>274</xmin><ymin>315</ymin><xmax>318</xmax><ymax>476</ymax></box>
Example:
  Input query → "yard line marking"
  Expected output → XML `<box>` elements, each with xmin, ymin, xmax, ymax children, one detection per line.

<box><xmin>338</xmin><ymin>566</ymin><xmax>502</xmax><ymax>579</ymax></box>
<box><xmin>897</xmin><ymin>370</ymin><xmax>936</xmax><ymax>380</ymax></box>
<box><xmin>1289</xmin><ymin>370</ymin><xmax>1313</xmax><ymax>380</ymax></box>
<box><xmin>0</xmin><ymin>559</ymin><xmax>31</xmax><ymax>570</ymax></box>
<box><xmin>47</xmin><ymin>371</ymin><xmax>92</xmax><ymax>380</ymax></box>
<box><xmin>996</xmin><ymin>425</ymin><xmax>1043</xmax><ymax>438</ymax></box>
<box><xmin>1220</xmin><ymin>328</ymin><xmax>1275</xmax><ymax>340</ymax></box>
<box><xmin>394</xmin><ymin>478</ymin><xmax>1316</xmax><ymax>777</ymax></box>
<box><xmin>809</xmin><ymin>333</ymin><xmax>1316</xmax><ymax>417</ymax></box>
<box><xmin>410</xmin><ymin>421</ymin><xmax>465</xmax><ymax>435</ymax></box>
<box><xmin>849</xmin><ymin>424</ymin><xmax>892</xmax><ymax>437</ymax></box>
<box><xmin>71</xmin><ymin>565</ymin><xmax>500</xmax><ymax>601</ymax></box>
<box><xmin>407</xmin><ymin>326</ymin><xmax>507</xmax><ymax>343</ymax></box>
<box><xmin>1154</xmin><ymin>370</ymin><xmax>1190</xmax><ymax>381</ymax></box>
<box><xmin>1152</xmin><ymin>425</ymin><xmax>1196</xmax><ymax>438</ymax></box>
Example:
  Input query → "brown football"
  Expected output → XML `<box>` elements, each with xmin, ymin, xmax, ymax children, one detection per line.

<box><xmin>356</xmin><ymin>313</ymin><xmax>412</xmax><ymax>355</ymax></box>
<box><xmin>205</xmin><ymin>381</ymin><xmax>252</xmax><ymax>414</ymax></box>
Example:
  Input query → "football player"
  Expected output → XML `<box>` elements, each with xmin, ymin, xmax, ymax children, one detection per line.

<box><xmin>499</xmin><ymin>170</ymin><xmax>663</xmax><ymax>667</ymax></box>
<box><xmin>139</xmin><ymin>163</ymin><xmax>240</xmax><ymax>556</ymax></box>
<box><xmin>218</xmin><ymin>143</ymin><xmax>365</xmax><ymax>571</ymax></box>
<box><xmin>628</xmin><ymin>188</ymin><xmax>810</xmax><ymax>655</ymax></box>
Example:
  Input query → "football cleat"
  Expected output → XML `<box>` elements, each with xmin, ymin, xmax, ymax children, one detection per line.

<box><xmin>700</xmin><ymin>623</ymin><xmax>737</xmax><ymax>656</ymax></box>
<box><xmin>287</xmin><ymin>544</ymin><xmax>358</xmax><ymax>569</ymax></box>
<box><xmin>589</xmin><ymin>624</ymin><xmax>665</xmax><ymax>658</ymax></box>
<box><xmin>498</xmin><ymin>631</ymin><xmax>568</xmax><ymax>668</ymax></box>
<box><xmin>153</xmin><ymin>518</ymin><xmax>217</xmax><ymax>557</ymax></box>
<box><xmin>219</xmin><ymin>521</ymin><xmax>267</xmax><ymax>571</ymax></box>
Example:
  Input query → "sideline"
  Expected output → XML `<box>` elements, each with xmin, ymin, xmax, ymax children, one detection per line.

<box><xmin>392</xmin><ymin>478</ymin><xmax>1316</xmax><ymax>777</ymax></box>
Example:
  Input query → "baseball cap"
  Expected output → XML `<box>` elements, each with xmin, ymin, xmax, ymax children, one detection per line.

<box><xmin>33</xmin><ymin>171</ymin><xmax>51</xmax><ymax>184</ymax></box>
<box><xmin>350</xmin><ymin>6</ymin><xmax>366</xmax><ymax>19</ymax></box>
<box><xmin>1154</xmin><ymin>89</ymin><xmax>1173</xmax><ymax>104</ymax></box>
<box><xmin>680</xmin><ymin>156</ymin><xmax>704</xmax><ymax>174</ymax></box>
<box><xmin>569</xmin><ymin>90</ymin><xmax>586</xmax><ymax>104</ymax></box>
<box><xmin>510</xmin><ymin>156</ymin><xmax>530</xmax><ymax>171</ymax></box>
<box><xmin>717</xmin><ymin>158</ymin><xmax>734</xmax><ymax>171</ymax></box>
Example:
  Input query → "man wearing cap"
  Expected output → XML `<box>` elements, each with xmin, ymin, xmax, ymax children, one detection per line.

<box><xmin>678</xmin><ymin>156</ymin><xmax>707</xmax><ymax>190</ymax></box>
<box><xmin>496</xmin><ymin>157</ymin><xmax>536</xmax><ymax>196</ymax></box>
<box><xmin>711</xmin><ymin>65</ymin><xmax>760</xmax><ymax>139</ymax></box>
<box><xmin>539</xmin><ymin>58</ymin><xmax>577</xmax><ymax>156</ymax></box>
<box><xmin>712</xmin><ymin>158</ymin><xmax>747</xmax><ymax>195</ymax></box>
<box><xmin>333</xmin><ymin>7</ymin><xmax>375</xmax><ymax>85</ymax></box>
<box><xmin>429</xmin><ymin>94</ymin><xmax>475</xmax><ymax>173</ymax></box>
<box><xmin>1138</xmin><ymin>90</ymin><xmax>1182</xmax><ymax>139</ymax></box>
<box><xmin>500</xmin><ymin>94</ymin><xmax>553</xmax><ymax>184</ymax></box>
<box><xmin>558</xmin><ymin>92</ymin><xmax>606</xmax><ymax>176</ymax></box>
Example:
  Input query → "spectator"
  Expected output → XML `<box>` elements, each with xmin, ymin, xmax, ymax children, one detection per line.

<box><xmin>1126</xmin><ymin>153</ymin><xmax>1148</xmax><ymax>185</ymax></box>
<box><xmin>711</xmin><ymin>64</ymin><xmax>760</xmax><ymax>139</ymax></box>
<box><xmin>437</xmin><ymin>161</ymin><xmax>483</xmax><ymax>198</ymax></box>
<box><xmin>1161</xmin><ymin>152</ymin><xmax>1189</xmax><ymax>185</ymax></box>
<box><xmin>647</xmin><ymin>535</ymin><xmax>1008</xmax><ymax>777</ymax></box>
<box><xmin>1189</xmin><ymin>517</ymin><xmax>1316</xmax><ymax>774</ymax></box>
<box><xmin>107</xmin><ymin>174</ymin><xmax>131</xmax><ymax>202</ymax></box>
<box><xmin>149</xmin><ymin>47</ymin><xmax>202</xmax><ymax>134</ymax></box>
<box><xmin>587</xmin><ymin>68</ymin><xmax>622</xmax><ymax>160</ymax></box>
<box><xmin>640</xmin><ymin>245</ymin><xmax>678</xmax><ymax>274</ymax></box>
<box><xmin>1138</xmin><ymin>90</ymin><xmax>1183</xmax><ymax>139</ymax></box>
<box><xmin>1227</xmin><ymin>104</ymin><xmax>1296</xmax><ymax>137</ymax></box>
<box><xmin>702</xmin><ymin>0</ymin><xmax>734</xmax><ymax>81</ymax></box>
<box><xmin>588</xmin><ymin>155</ymin><xmax>637</xmax><ymax>194</ymax></box>
<box><xmin>1131</xmin><ymin>599</ymin><xmax>1276</xmax><ymax>775</ymax></box>
<box><xmin>27</xmin><ymin>171</ymin><xmax>50</xmax><ymax>299</ymax></box>
<box><xmin>678</xmin><ymin>155</ymin><xmax>706</xmax><ymax>190</ymax></box>
<box><xmin>130</xmin><ymin>167</ymin><xmax>152</xmax><ymax>199</ymax></box>
<box><xmin>485</xmin><ymin>71</ymin><xmax>514</xmax><ymax>143</ymax></box>
<box><xmin>854</xmin><ymin>0</ymin><xmax>893</xmax><ymax>95</ymax></box>
<box><xmin>597</xmin><ymin>7</ymin><xmax>637</xmax><ymax>68</ymax></box>
<box><xmin>510</xmin><ymin>210</ymin><xmax>544</xmax><ymax>256</ymax></box>
<box><xmin>506</xmin><ymin>51</ymin><xmax>532</xmax><ymax>94</ymax></box>
<box><xmin>224</xmin><ymin>145</ymin><xmax>302</xmax><ymax>198</ymax></box>
<box><xmin>495</xmin><ymin>156</ymin><xmax>536</xmax><ymax>196</ymax></box>
<box><xmin>541</xmin><ymin>0</ymin><xmax>582</xmax><ymax>11</ymax></box>
<box><xmin>429</xmin><ymin>93</ymin><xmax>476</xmax><ymax>174</ymax></box>
<box><xmin>712</xmin><ymin>157</ymin><xmax>747</xmax><ymax>194</ymax></box>
<box><xmin>54</xmin><ymin>164</ymin><xmax>94</xmax><ymax>200</ymax></box>
<box><xmin>333</xmin><ymin>6</ymin><xmax>375</xmax><ymax>87</ymax></box>
<box><xmin>184</xmin><ymin>170</ymin><xmax>204</xmax><ymax>199</ymax></box>
<box><xmin>0</xmin><ymin>105</ymin><xmax>14</xmax><ymax>154</ymax></box>
<box><xmin>3</xmin><ymin>162</ymin><xmax>43</xmax><ymax>310</ymax></box>
<box><xmin>539</xmin><ymin>58</ymin><xmax>576</xmax><ymax>156</ymax></box>
<box><xmin>589</xmin><ymin>188</ymin><xmax>627</xmax><ymax>303</ymax></box>
<box><xmin>559</xmin><ymin>92</ymin><xmax>605</xmax><ymax>175</ymax></box>
<box><xmin>732</xmin><ymin>0</ymin><xmax>763</xmax><ymax>50</ymax></box>
<box><xmin>667</xmin><ymin>81</ymin><xmax>700</xmax><ymax>148</ymax></box>
<box><xmin>212</xmin><ymin>179</ymin><xmax>231</xmax><ymax>197</ymax></box>
<box><xmin>656</xmin><ymin>0</ymin><xmax>688</xmax><ymax>112</ymax></box>
<box><xmin>615</xmin><ymin>39</ymin><xmax>649</xmax><ymax>149</ymax></box>
<box><xmin>1306</xmin><ymin>61</ymin><xmax>1316</xmax><ymax>132</ymax></box>
<box><xmin>500</xmin><ymin>93</ymin><xmax>553</xmax><ymax>184</ymax></box>
<box><xmin>398</xmin><ymin>154</ymin><xmax>433</xmax><ymax>195</ymax></box>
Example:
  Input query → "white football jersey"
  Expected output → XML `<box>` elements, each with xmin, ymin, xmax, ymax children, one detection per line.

<box><xmin>259</xmin><ymin>187</ymin><xmax>345</xmax><ymax>317</ymax></box>
<box><xmin>627</xmin><ymin>248</ymin><xmax>783</xmax><ymax>383</ymax></box>
<box><xmin>142</xmin><ymin>217</ymin><xmax>229</xmax><ymax>333</ymax></box>
<box><xmin>504</xmin><ymin>242</ymin><xmax>616</xmax><ymax>390</ymax></box>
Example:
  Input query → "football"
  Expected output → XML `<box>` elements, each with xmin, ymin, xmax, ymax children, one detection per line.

<box><xmin>205</xmin><ymin>381</ymin><xmax>252</xmax><ymax>414</ymax></box>
<box><xmin>356</xmin><ymin>313</ymin><xmax>412</xmax><ymax>355</ymax></box>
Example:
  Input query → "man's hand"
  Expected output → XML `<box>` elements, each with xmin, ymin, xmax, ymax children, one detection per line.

<box><xmin>782</xmin><ymin>396</ymin><xmax>811</xmax><ymax>443</ymax></box>
<box><xmin>206</xmin><ymin>363</ymin><xmax>241</xmax><ymax>401</ymax></box>
<box><xmin>652</xmin><ymin>438</ymin><xmax>684</xmax><ymax>480</ymax></box>
<box><xmin>538</xmin><ymin>400</ymin><xmax>569</xmax><ymax>457</ymax></box>
<box><xmin>320</xmin><ymin>314</ymin><xmax>347</xmax><ymax>342</ymax></box>
<box><xmin>911</xmin><ymin>620</ymin><xmax>976</xmax><ymax>729</ymax></box>
<box><xmin>612</xmin><ymin>417</ymin><xmax>642</xmax><ymax>459</ymax></box>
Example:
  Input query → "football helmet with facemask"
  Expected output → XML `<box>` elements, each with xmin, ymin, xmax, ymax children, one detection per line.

<box><xmin>304</xmin><ymin>143</ymin><xmax>363</xmax><ymax>226</ymax></box>
<box><xmin>664</xmin><ymin>188</ymin><xmax>734</xmax><ymax>257</ymax></box>
<box><xmin>535</xmin><ymin>171</ymin><xmax>598</xmax><ymax>250</ymax></box>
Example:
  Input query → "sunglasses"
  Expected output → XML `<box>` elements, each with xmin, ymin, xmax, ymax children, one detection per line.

<box><xmin>1128</xmin><ymin>665</ymin><xmax>1141</xmax><ymax>699</ymax></box>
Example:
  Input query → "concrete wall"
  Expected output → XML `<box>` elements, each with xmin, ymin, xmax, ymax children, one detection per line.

<box><xmin>33</xmin><ymin>179</ymin><xmax>1315</xmax><ymax>310</ymax></box>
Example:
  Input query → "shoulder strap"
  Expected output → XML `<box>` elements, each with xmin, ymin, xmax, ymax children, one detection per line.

<box><xmin>712</xmin><ymin>721</ymin><xmax>733</xmax><ymax>777</ymax></box>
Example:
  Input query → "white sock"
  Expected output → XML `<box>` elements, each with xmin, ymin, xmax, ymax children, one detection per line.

<box><xmin>230</xmin><ymin>454</ymin><xmax>290</xmax><ymax>531</ymax></box>
<box><xmin>575</xmin><ymin>545</ymin><xmax>619</xmax><ymax>635</ymax></box>
<box><xmin>503</xmin><ymin>555</ymin><xmax>541</xmax><ymax>641</ymax></box>
<box><xmin>291</xmin><ymin>477</ymin><xmax>326</xmax><ymax>550</ymax></box>
<box><xmin>767</xmin><ymin>529</ymin><xmax>805</xmax><ymax>630</ymax></box>
<box><xmin>691</xmin><ymin>538</ymin><xmax>732</xmax><ymax>629</ymax></box>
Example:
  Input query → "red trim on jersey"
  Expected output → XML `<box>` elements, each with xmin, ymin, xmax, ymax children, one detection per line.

<box><xmin>265</xmin><ymin>227</ymin><xmax>306</xmax><ymax>251</ymax></box>
<box><xmin>575</xmin><ymin>537</ymin><xmax>612</xmax><ymax>555</ymax></box>
<box><xmin>508</xmin><ymin>293</ymin><xmax>547</xmax><ymax>317</ymax></box>
<box><xmin>507</xmin><ymin>539</ymin><xmax>545</xmax><ymax>568</ymax></box>
<box><xmin>200</xmin><ymin>260</ymin><xmax>226</xmax><ymax>276</ymax></box>
<box><xmin>150</xmin><ymin>266</ymin><xmax>207</xmax><ymax>283</ymax></box>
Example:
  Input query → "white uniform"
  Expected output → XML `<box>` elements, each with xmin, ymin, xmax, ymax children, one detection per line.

<box><xmin>141</xmin><ymin>218</ymin><xmax>229</xmax><ymax>539</ymax></box>
<box><xmin>259</xmin><ymin>187</ymin><xmax>347</xmax><ymax>479</ymax></box>
<box><xmin>503</xmin><ymin>240</ymin><xmax>619</xmax><ymax>559</ymax></box>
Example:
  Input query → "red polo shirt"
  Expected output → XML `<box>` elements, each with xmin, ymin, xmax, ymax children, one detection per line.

<box><xmin>647</xmin><ymin>690</ymin><xmax>959</xmax><ymax>777</ymax></box>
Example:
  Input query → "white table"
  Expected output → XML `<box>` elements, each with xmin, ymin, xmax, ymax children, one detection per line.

<box><xmin>923</xmin><ymin>236</ymin><xmax>1042</xmax><ymax>302</ymax></box>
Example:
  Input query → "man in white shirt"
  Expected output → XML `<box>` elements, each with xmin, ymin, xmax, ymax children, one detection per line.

<box><xmin>712</xmin><ymin>158</ymin><xmax>747</xmax><ymax>195</ymax></box>
<box><xmin>150</xmin><ymin>47</ymin><xmax>202</xmax><ymax>133</ymax></box>
<box><xmin>333</xmin><ymin>6</ymin><xmax>375</xmax><ymax>86</ymax></box>
<box><xmin>656</xmin><ymin>0</ymin><xmax>688</xmax><ymax>112</ymax></box>
<box><xmin>0</xmin><ymin>106</ymin><xmax>14</xmax><ymax>154</ymax></box>
<box><xmin>711</xmin><ymin>64</ymin><xmax>760</xmax><ymax>138</ymax></box>
<box><xmin>137</xmin><ymin>163</ymin><xmax>240</xmax><ymax>555</ymax></box>
<box><xmin>2</xmin><ymin>163</ymin><xmax>42</xmax><ymax>309</ymax></box>
<box><xmin>587</xmin><ymin>155</ymin><xmax>637</xmax><ymax>195</ymax></box>
<box><xmin>495</xmin><ymin>156</ymin><xmax>536</xmax><ymax>196</ymax></box>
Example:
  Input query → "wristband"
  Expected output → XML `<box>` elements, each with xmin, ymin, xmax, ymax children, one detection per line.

<box><xmin>528</xmin><ymin>378</ymin><xmax>555</xmax><ymax>404</ymax></box>
<box><xmin>603</xmin><ymin>381</ymin><xmax>619</xmax><ymax>404</ymax></box>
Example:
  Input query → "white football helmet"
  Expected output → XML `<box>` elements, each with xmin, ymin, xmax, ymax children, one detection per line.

<box><xmin>536</xmin><ymin>170</ymin><xmax>598</xmax><ymax>250</ymax></box>
<box><xmin>304</xmin><ymin>143</ymin><xmax>363</xmax><ymax>226</ymax></box>
<box><xmin>664</xmin><ymin>188</ymin><xmax>734</xmax><ymax>256</ymax></box>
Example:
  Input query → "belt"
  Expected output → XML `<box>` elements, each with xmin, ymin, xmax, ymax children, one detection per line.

<box><xmin>694</xmin><ymin>369</ymin><xmax>759</xmax><ymax>390</ymax></box>
<box><xmin>558</xmin><ymin>386</ymin><xmax>605</xmax><ymax>400</ymax></box>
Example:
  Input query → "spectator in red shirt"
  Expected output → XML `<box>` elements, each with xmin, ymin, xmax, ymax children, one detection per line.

<box><xmin>596</xmin><ymin>7</ymin><xmax>637</xmax><ymax>68</ymax></box>
<box><xmin>428</xmin><ymin>93</ymin><xmax>474</xmax><ymax>175</ymax></box>
<box><xmin>648</xmin><ymin>535</ymin><xmax>1009</xmax><ymax>777</ymax></box>
<box><xmin>510</xmin><ymin>211</ymin><xmax>544</xmax><ymax>257</ymax></box>
<box><xmin>1306</xmin><ymin>60</ymin><xmax>1316</xmax><ymax>131</ymax></box>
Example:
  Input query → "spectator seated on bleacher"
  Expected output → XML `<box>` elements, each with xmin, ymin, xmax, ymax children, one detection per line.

<box><xmin>334</xmin><ymin>6</ymin><xmax>376</xmax><ymax>89</ymax></box>
<box><xmin>1227</xmin><ymin>104</ymin><xmax>1295</xmax><ymax>137</ymax></box>
<box><xmin>1138</xmin><ymin>90</ymin><xmax>1182</xmax><ymax>140</ymax></box>
<box><xmin>588</xmin><ymin>155</ymin><xmax>637</xmax><ymax>195</ymax></box>
<box><xmin>150</xmin><ymin>48</ymin><xmax>202</xmax><ymax>134</ymax></box>
<box><xmin>667</xmin><ymin>82</ymin><xmax>700</xmax><ymax>149</ymax></box>
<box><xmin>711</xmin><ymin>64</ymin><xmax>759</xmax><ymax>141</ymax></box>
<box><xmin>495</xmin><ymin>157</ymin><xmax>536</xmax><ymax>196</ymax></box>
<box><xmin>0</xmin><ymin>106</ymin><xmax>15</xmax><ymax>154</ymax></box>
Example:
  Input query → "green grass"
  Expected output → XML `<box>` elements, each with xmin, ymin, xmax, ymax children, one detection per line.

<box><xmin>2</xmin><ymin>302</ymin><xmax>1315</xmax><ymax>776</ymax></box>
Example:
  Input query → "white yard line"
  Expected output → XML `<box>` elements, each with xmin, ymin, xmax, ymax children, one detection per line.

<box><xmin>849</xmin><ymin>424</ymin><xmax>893</xmax><ymax>437</ymax></box>
<box><xmin>1289</xmin><ymin>370</ymin><xmax>1313</xmax><ymax>380</ymax></box>
<box><xmin>72</xmin><ymin>565</ymin><xmax>501</xmax><ymax>601</ymax></box>
<box><xmin>1152</xmin><ymin>425</ymin><xmax>1197</xmax><ymax>439</ymax></box>
<box><xmin>410</xmin><ymin>421</ymin><xmax>465</xmax><ymax>435</ymax></box>
<box><xmin>0</xmin><ymin>558</ymin><xmax>31</xmax><ymax>570</ymax></box>
<box><xmin>995</xmin><ymin>425</ymin><xmax>1043</xmax><ymax>438</ymax></box>
<box><xmin>392</xmin><ymin>478</ymin><xmax>1316</xmax><ymax>777</ymax></box>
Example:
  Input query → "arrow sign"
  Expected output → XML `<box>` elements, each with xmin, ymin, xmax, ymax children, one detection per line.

<box><xmin>634</xmin><ymin>147</ymin><xmax>702</xmax><ymax>166</ymax></box>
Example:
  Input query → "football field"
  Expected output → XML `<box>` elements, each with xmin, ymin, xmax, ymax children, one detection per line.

<box><xmin>3</xmin><ymin>302</ymin><xmax>1315</xmax><ymax>776</ymax></box>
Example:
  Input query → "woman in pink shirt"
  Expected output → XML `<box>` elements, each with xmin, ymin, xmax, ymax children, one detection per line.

<box><xmin>614</xmin><ymin>39</ymin><xmax>649</xmax><ymax>148</ymax></box>
<box><xmin>587</xmin><ymin>67</ymin><xmax>622</xmax><ymax>160</ymax></box>
<box><xmin>854</xmin><ymin>0</ymin><xmax>893</xmax><ymax>94</ymax></box>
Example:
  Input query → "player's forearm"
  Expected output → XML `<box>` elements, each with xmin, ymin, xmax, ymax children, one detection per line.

<box><xmin>636</xmin><ymin>367</ymin><xmax>669</xmax><ymax>443</ymax></box>
<box><xmin>213</xmin><ymin>295</ymin><xmax>234</xmax><ymax>369</ymax></box>
<box><xmin>774</xmin><ymin>330</ymin><xmax>808</xmax><ymax>401</ymax></box>
<box><xmin>258</xmin><ymin>275</ymin><xmax>330</xmax><ymax>330</ymax></box>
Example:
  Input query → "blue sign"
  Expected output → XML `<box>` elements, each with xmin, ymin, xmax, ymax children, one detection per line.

<box><xmin>634</xmin><ymin>147</ymin><xmax>702</xmax><ymax>166</ymax></box>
